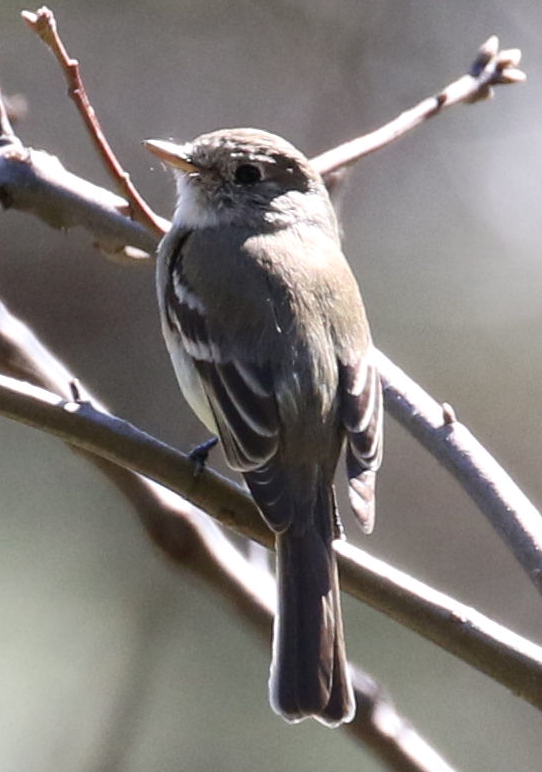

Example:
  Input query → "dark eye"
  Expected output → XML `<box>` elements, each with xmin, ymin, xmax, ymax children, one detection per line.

<box><xmin>234</xmin><ymin>164</ymin><xmax>262</xmax><ymax>185</ymax></box>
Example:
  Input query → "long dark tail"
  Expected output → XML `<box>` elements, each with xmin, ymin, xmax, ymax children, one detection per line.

<box><xmin>268</xmin><ymin>485</ymin><xmax>355</xmax><ymax>727</ymax></box>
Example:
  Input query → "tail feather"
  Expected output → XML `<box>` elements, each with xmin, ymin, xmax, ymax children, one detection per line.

<box><xmin>269</xmin><ymin>485</ymin><xmax>355</xmax><ymax>727</ymax></box>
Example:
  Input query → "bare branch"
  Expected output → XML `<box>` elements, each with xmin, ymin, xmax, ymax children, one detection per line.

<box><xmin>0</xmin><ymin>139</ymin><xmax>161</xmax><ymax>257</ymax></box>
<box><xmin>312</xmin><ymin>35</ymin><xmax>526</xmax><ymax>177</ymax></box>
<box><xmin>0</xmin><ymin>18</ymin><xmax>538</xmax><ymax>765</ymax></box>
<box><xmin>1</xmin><ymin>350</ymin><xmax>542</xmax><ymax>712</ymax></box>
<box><xmin>1</xmin><ymin>14</ymin><xmax>538</xmax><ymax>726</ymax></box>
<box><xmin>21</xmin><ymin>6</ymin><xmax>165</xmax><ymax>238</ymax></box>
<box><xmin>377</xmin><ymin>351</ymin><xmax>542</xmax><ymax>596</ymax></box>
<box><xmin>0</xmin><ymin>67</ymin><xmax>161</xmax><ymax>257</ymax></box>
<box><xmin>0</xmin><ymin>33</ymin><xmax>525</xmax><ymax>256</ymax></box>
<box><xmin>0</xmin><ymin>299</ymin><xmax>458</xmax><ymax>772</ymax></box>
<box><xmin>337</xmin><ymin>541</ymin><xmax>542</xmax><ymax>710</ymax></box>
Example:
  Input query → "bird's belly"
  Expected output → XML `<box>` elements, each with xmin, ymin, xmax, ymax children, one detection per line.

<box><xmin>163</xmin><ymin>327</ymin><xmax>218</xmax><ymax>433</ymax></box>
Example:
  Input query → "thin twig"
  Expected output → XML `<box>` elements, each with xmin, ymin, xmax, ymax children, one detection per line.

<box><xmin>1</xmin><ymin>363</ymin><xmax>541</xmax><ymax>711</ymax></box>
<box><xmin>21</xmin><ymin>6</ymin><xmax>166</xmax><ymax>238</ymax></box>
<box><xmin>312</xmin><ymin>35</ymin><xmax>525</xmax><ymax>177</ymax></box>
<box><xmin>0</xmin><ymin>58</ymin><xmax>164</xmax><ymax>255</ymax></box>
<box><xmin>0</xmin><ymin>299</ymin><xmax>457</xmax><ymax>772</ymax></box>
<box><xmin>1</xmin><ymin>33</ymin><xmax>525</xmax><ymax>256</ymax></box>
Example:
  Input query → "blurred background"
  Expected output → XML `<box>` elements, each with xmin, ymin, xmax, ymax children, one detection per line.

<box><xmin>1</xmin><ymin>0</ymin><xmax>541</xmax><ymax>770</ymax></box>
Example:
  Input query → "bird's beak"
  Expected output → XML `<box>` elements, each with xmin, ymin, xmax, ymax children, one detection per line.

<box><xmin>143</xmin><ymin>139</ymin><xmax>200</xmax><ymax>174</ymax></box>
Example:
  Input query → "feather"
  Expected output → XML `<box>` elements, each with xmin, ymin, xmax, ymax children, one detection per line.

<box><xmin>166</xmin><ymin>258</ymin><xmax>281</xmax><ymax>472</ymax></box>
<box><xmin>340</xmin><ymin>357</ymin><xmax>383</xmax><ymax>533</ymax></box>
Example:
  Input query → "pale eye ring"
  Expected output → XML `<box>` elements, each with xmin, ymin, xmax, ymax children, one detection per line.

<box><xmin>234</xmin><ymin>163</ymin><xmax>262</xmax><ymax>185</ymax></box>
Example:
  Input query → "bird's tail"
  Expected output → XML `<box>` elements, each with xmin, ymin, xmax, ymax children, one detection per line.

<box><xmin>268</xmin><ymin>484</ymin><xmax>355</xmax><ymax>727</ymax></box>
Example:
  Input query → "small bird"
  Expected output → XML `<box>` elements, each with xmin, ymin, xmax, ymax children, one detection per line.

<box><xmin>145</xmin><ymin>128</ymin><xmax>383</xmax><ymax>727</ymax></box>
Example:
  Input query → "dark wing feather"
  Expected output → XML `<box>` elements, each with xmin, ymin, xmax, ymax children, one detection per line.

<box><xmin>243</xmin><ymin>461</ymin><xmax>299</xmax><ymax>533</ymax></box>
<box><xmin>194</xmin><ymin>359</ymin><xmax>278</xmax><ymax>470</ymax></box>
<box><xmin>340</xmin><ymin>356</ymin><xmax>383</xmax><ymax>534</ymax></box>
<box><xmin>166</xmin><ymin>261</ymin><xmax>292</xmax><ymax>529</ymax></box>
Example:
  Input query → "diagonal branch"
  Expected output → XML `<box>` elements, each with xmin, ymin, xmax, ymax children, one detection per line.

<box><xmin>376</xmin><ymin>351</ymin><xmax>542</xmax><ymax>596</ymax></box>
<box><xmin>21</xmin><ymin>6</ymin><xmax>165</xmax><ymax>238</ymax></box>
<box><xmin>312</xmin><ymin>35</ymin><xmax>525</xmax><ymax>176</ymax></box>
<box><xmin>1</xmin><ymin>17</ymin><xmax>541</xmax><ymax>692</ymax></box>
<box><xmin>1</xmin><ymin>30</ymin><xmax>525</xmax><ymax>254</ymax></box>
<box><xmin>0</xmin><ymin>71</ymin><xmax>166</xmax><ymax>256</ymax></box>
<box><xmin>0</xmin><ymin>356</ymin><xmax>541</xmax><ymax>712</ymax></box>
<box><xmin>0</xmin><ymin>10</ymin><xmax>539</xmax><ymax>731</ymax></box>
<box><xmin>0</xmin><ymin>140</ymin><xmax>161</xmax><ymax>256</ymax></box>
<box><xmin>0</xmin><ymin>299</ymin><xmax>458</xmax><ymax>772</ymax></box>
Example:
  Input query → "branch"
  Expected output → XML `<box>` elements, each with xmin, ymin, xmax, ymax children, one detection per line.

<box><xmin>0</xmin><ymin>140</ymin><xmax>161</xmax><ymax>257</ymax></box>
<box><xmin>0</xmin><ymin>10</ymin><xmax>538</xmax><ymax>731</ymax></box>
<box><xmin>0</xmin><ymin>300</ymin><xmax>457</xmax><ymax>772</ymax></box>
<box><xmin>21</xmin><ymin>6</ymin><xmax>165</xmax><ymax>238</ymax></box>
<box><xmin>0</xmin><ymin>22</ymin><xmax>538</xmax><ymax>768</ymax></box>
<box><xmin>1</xmin><ymin>356</ymin><xmax>541</xmax><ymax>712</ymax></box>
<box><xmin>0</xmin><ymin>32</ymin><xmax>525</xmax><ymax>256</ymax></box>
<box><xmin>376</xmin><ymin>351</ymin><xmax>542</xmax><ymax>596</ymax></box>
<box><xmin>312</xmin><ymin>35</ymin><xmax>525</xmax><ymax>176</ymax></box>
<box><xmin>1</xmin><ymin>18</ymin><xmax>540</xmax><ymax>703</ymax></box>
<box><xmin>0</xmin><ymin>74</ymin><xmax>163</xmax><ymax>257</ymax></box>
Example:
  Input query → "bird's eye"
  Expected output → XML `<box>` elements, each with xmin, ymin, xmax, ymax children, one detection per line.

<box><xmin>234</xmin><ymin>164</ymin><xmax>262</xmax><ymax>185</ymax></box>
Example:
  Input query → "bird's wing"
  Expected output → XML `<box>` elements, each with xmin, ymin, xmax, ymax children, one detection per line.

<box><xmin>340</xmin><ymin>354</ymin><xmax>383</xmax><ymax>534</ymax></box>
<box><xmin>166</xmin><ymin>265</ymin><xmax>280</xmax><ymax>468</ymax></box>
<box><xmin>165</xmin><ymin>256</ymin><xmax>300</xmax><ymax>533</ymax></box>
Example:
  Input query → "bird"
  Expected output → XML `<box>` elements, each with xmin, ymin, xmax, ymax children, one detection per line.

<box><xmin>144</xmin><ymin>127</ymin><xmax>383</xmax><ymax>727</ymax></box>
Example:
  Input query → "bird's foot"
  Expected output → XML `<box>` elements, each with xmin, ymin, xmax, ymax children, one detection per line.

<box><xmin>189</xmin><ymin>436</ymin><xmax>219</xmax><ymax>475</ymax></box>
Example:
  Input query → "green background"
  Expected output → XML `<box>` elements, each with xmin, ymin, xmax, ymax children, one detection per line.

<box><xmin>1</xmin><ymin>1</ymin><xmax>541</xmax><ymax>770</ymax></box>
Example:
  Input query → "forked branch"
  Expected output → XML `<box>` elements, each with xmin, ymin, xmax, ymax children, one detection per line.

<box><xmin>1</xmin><ymin>16</ymin><xmax>525</xmax><ymax>255</ymax></box>
<box><xmin>21</xmin><ymin>6</ymin><xmax>165</xmax><ymax>237</ymax></box>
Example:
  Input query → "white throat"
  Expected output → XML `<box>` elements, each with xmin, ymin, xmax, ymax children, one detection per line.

<box><xmin>173</xmin><ymin>173</ymin><xmax>221</xmax><ymax>229</ymax></box>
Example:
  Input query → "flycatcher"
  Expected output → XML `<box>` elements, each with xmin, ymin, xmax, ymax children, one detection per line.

<box><xmin>145</xmin><ymin>128</ymin><xmax>383</xmax><ymax>727</ymax></box>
